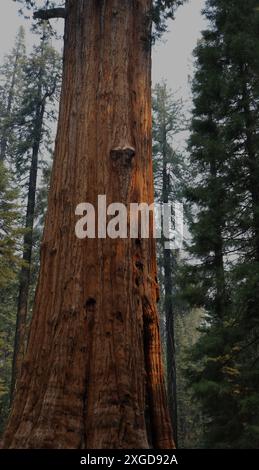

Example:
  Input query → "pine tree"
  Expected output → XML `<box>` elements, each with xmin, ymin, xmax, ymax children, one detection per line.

<box><xmin>0</xmin><ymin>26</ymin><xmax>26</xmax><ymax>163</ymax></box>
<box><xmin>10</xmin><ymin>29</ymin><xmax>61</xmax><ymax>400</ymax></box>
<box><xmin>175</xmin><ymin>308</ymin><xmax>205</xmax><ymax>448</ymax></box>
<box><xmin>0</xmin><ymin>161</ymin><xmax>22</xmax><ymax>431</ymax></box>
<box><xmin>0</xmin><ymin>162</ymin><xmax>22</xmax><ymax>290</ymax></box>
<box><xmin>0</xmin><ymin>28</ymin><xmax>27</xmax><ymax>432</ymax></box>
<box><xmin>0</xmin><ymin>26</ymin><xmax>61</xmax><ymax>427</ymax></box>
<box><xmin>152</xmin><ymin>82</ymin><xmax>186</xmax><ymax>446</ymax></box>
<box><xmin>183</xmin><ymin>0</ymin><xmax>259</xmax><ymax>449</ymax></box>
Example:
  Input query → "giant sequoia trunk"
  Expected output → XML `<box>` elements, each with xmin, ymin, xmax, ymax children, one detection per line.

<box><xmin>3</xmin><ymin>0</ymin><xmax>174</xmax><ymax>449</ymax></box>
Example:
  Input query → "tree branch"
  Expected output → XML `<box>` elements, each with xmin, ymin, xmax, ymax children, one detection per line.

<box><xmin>33</xmin><ymin>8</ymin><xmax>66</xmax><ymax>21</ymax></box>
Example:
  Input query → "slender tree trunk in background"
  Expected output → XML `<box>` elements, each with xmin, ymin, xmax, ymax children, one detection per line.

<box><xmin>164</xmin><ymin>249</ymin><xmax>178</xmax><ymax>445</ymax></box>
<box><xmin>161</xmin><ymin>134</ymin><xmax>178</xmax><ymax>446</ymax></box>
<box><xmin>3</xmin><ymin>0</ymin><xmax>174</xmax><ymax>449</ymax></box>
<box><xmin>214</xmin><ymin>225</ymin><xmax>226</xmax><ymax>318</ymax></box>
<box><xmin>10</xmin><ymin>29</ymin><xmax>59</xmax><ymax>403</ymax></box>
<box><xmin>10</xmin><ymin>98</ymin><xmax>45</xmax><ymax>403</ymax></box>
<box><xmin>241</xmin><ymin>69</ymin><xmax>259</xmax><ymax>263</ymax></box>
<box><xmin>239</xmin><ymin>69</ymin><xmax>259</xmax><ymax>318</ymax></box>
<box><xmin>10</xmin><ymin>34</ymin><xmax>50</xmax><ymax>401</ymax></box>
<box><xmin>209</xmin><ymin>158</ymin><xmax>227</xmax><ymax>319</ymax></box>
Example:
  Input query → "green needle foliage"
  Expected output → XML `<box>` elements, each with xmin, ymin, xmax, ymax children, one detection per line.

<box><xmin>13</xmin><ymin>0</ymin><xmax>187</xmax><ymax>39</ymax></box>
<box><xmin>0</xmin><ymin>27</ymin><xmax>61</xmax><ymax>431</ymax></box>
<box><xmin>0</xmin><ymin>161</ymin><xmax>23</xmax><ymax>431</ymax></box>
<box><xmin>0</xmin><ymin>162</ymin><xmax>23</xmax><ymax>289</ymax></box>
<box><xmin>183</xmin><ymin>0</ymin><xmax>259</xmax><ymax>449</ymax></box>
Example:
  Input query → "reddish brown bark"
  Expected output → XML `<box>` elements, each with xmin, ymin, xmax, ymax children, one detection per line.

<box><xmin>3</xmin><ymin>0</ymin><xmax>174</xmax><ymax>449</ymax></box>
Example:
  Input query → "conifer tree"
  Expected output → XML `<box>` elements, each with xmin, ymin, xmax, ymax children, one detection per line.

<box><xmin>153</xmin><ymin>82</ymin><xmax>186</xmax><ymax>446</ymax></box>
<box><xmin>0</xmin><ymin>26</ymin><xmax>26</xmax><ymax>163</ymax></box>
<box><xmin>11</xmin><ymin>30</ymin><xmax>61</xmax><ymax>398</ymax></box>
<box><xmin>0</xmin><ymin>161</ymin><xmax>22</xmax><ymax>430</ymax></box>
<box><xmin>0</xmin><ymin>27</ymin><xmax>61</xmax><ymax>422</ymax></box>
<box><xmin>0</xmin><ymin>162</ymin><xmax>22</xmax><ymax>289</ymax></box>
<box><xmin>184</xmin><ymin>0</ymin><xmax>259</xmax><ymax>449</ymax></box>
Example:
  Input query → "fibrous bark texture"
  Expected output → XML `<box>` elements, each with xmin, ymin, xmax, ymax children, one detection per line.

<box><xmin>3</xmin><ymin>0</ymin><xmax>174</xmax><ymax>449</ymax></box>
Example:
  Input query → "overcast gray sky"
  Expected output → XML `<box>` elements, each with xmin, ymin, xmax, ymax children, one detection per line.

<box><xmin>0</xmin><ymin>0</ymin><xmax>206</xmax><ymax>95</ymax></box>
<box><xmin>153</xmin><ymin>0</ymin><xmax>206</xmax><ymax>97</ymax></box>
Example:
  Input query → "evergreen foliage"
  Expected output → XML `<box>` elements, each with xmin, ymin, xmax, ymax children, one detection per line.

<box><xmin>13</xmin><ymin>0</ymin><xmax>187</xmax><ymax>39</ymax></box>
<box><xmin>0</xmin><ymin>161</ymin><xmax>22</xmax><ymax>433</ymax></box>
<box><xmin>152</xmin><ymin>82</ymin><xmax>186</xmax><ymax>446</ymax></box>
<box><xmin>183</xmin><ymin>0</ymin><xmax>259</xmax><ymax>449</ymax></box>
<box><xmin>0</xmin><ymin>27</ymin><xmax>60</xmax><ymax>429</ymax></box>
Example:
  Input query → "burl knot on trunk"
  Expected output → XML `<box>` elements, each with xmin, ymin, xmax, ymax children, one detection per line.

<box><xmin>110</xmin><ymin>145</ymin><xmax>136</xmax><ymax>166</ymax></box>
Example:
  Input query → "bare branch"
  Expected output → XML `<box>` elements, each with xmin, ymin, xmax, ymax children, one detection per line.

<box><xmin>33</xmin><ymin>8</ymin><xmax>66</xmax><ymax>21</ymax></box>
